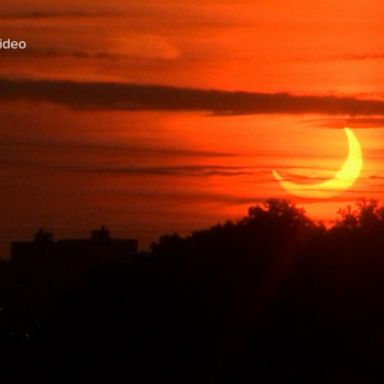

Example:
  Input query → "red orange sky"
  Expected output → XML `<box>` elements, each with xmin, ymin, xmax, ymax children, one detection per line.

<box><xmin>1</xmin><ymin>1</ymin><xmax>384</xmax><ymax>256</ymax></box>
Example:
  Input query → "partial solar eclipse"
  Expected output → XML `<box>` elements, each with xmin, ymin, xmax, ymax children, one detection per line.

<box><xmin>273</xmin><ymin>128</ymin><xmax>363</xmax><ymax>199</ymax></box>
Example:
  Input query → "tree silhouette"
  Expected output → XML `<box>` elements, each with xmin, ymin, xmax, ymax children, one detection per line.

<box><xmin>335</xmin><ymin>198</ymin><xmax>384</xmax><ymax>229</ymax></box>
<box><xmin>1</xmin><ymin>199</ymin><xmax>384</xmax><ymax>382</ymax></box>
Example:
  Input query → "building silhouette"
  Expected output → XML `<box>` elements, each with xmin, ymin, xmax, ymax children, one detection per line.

<box><xmin>6</xmin><ymin>227</ymin><xmax>139</xmax><ymax>315</ymax></box>
<box><xmin>11</xmin><ymin>226</ymin><xmax>138</xmax><ymax>264</ymax></box>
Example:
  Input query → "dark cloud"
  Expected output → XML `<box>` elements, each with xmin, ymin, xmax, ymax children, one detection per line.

<box><xmin>108</xmin><ymin>189</ymin><xmax>269</xmax><ymax>207</ymax></box>
<box><xmin>305</xmin><ymin>117</ymin><xmax>384</xmax><ymax>128</ymax></box>
<box><xmin>1</xmin><ymin>78</ymin><xmax>384</xmax><ymax>116</ymax></box>
<box><xmin>344</xmin><ymin>53</ymin><xmax>384</xmax><ymax>61</ymax></box>
<box><xmin>1</xmin><ymin>48</ymin><xmax>121</xmax><ymax>60</ymax></box>
<box><xmin>0</xmin><ymin>6</ymin><xmax>237</xmax><ymax>28</ymax></box>
<box><xmin>0</xmin><ymin>48</ymin><xmax>176</xmax><ymax>62</ymax></box>
<box><xmin>0</xmin><ymin>11</ymin><xmax>118</xmax><ymax>19</ymax></box>
<box><xmin>70</xmin><ymin>165</ymin><xmax>254</xmax><ymax>177</ymax></box>
<box><xmin>56</xmin><ymin>164</ymin><xmax>254</xmax><ymax>178</ymax></box>
<box><xmin>0</xmin><ymin>157</ymin><xmax>253</xmax><ymax>178</ymax></box>
<box><xmin>293</xmin><ymin>53</ymin><xmax>384</xmax><ymax>63</ymax></box>
<box><xmin>0</xmin><ymin>183</ymin><xmax>20</xmax><ymax>189</ymax></box>
<box><xmin>283</xmin><ymin>173</ymin><xmax>335</xmax><ymax>183</ymax></box>
<box><xmin>0</xmin><ymin>139</ymin><xmax>238</xmax><ymax>159</ymax></box>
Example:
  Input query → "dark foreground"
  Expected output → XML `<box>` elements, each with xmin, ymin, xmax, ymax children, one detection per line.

<box><xmin>1</xmin><ymin>199</ymin><xmax>384</xmax><ymax>383</ymax></box>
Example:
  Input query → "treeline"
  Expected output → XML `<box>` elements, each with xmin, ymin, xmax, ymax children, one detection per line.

<box><xmin>1</xmin><ymin>199</ymin><xmax>384</xmax><ymax>383</ymax></box>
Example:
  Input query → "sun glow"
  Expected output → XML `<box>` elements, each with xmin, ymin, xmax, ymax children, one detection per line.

<box><xmin>272</xmin><ymin>128</ymin><xmax>363</xmax><ymax>199</ymax></box>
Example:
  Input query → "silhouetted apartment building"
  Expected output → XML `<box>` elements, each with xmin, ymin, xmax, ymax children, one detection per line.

<box><xmin>7</xmin><ymin>227</ymin><xmax>138</xmax><ymax>306</ymax></box>
<box><xmin>11</xmin><ymin>226</ymin><xmax>138</xmax><ymax>264</ymax></box>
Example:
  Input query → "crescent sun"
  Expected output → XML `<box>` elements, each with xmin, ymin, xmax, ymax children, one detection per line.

<box><xmin>272</xmin><ymin>127</ymin><xmax>363</xmax><ymax>199</ymax></box>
